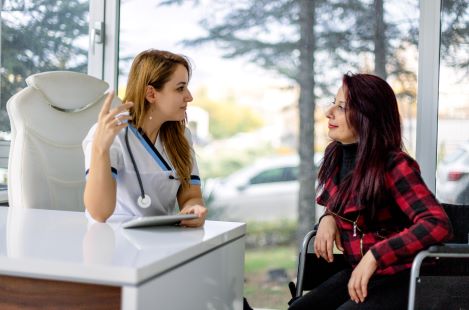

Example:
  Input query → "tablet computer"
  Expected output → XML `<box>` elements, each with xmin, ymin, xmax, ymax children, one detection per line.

<box><xmin>122</xmin><ymin>214</ymin><xmax>198</xmax><ymax>229</ymax></box>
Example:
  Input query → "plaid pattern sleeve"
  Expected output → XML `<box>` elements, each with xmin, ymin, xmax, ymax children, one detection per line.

<box><xmin>369</xmin><ymin>152</ymin><xmax>453</xmax><ymax>271</ymax></box>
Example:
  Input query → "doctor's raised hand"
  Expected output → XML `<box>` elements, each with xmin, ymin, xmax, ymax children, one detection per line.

<box><xmin>83</xmin><ymin>49</ymin><xmax>207</xmax><ymax>226</ymax></box>
<box><xmin>93</xmin><ymin>92</ymin><xmax>133</xmax><ymax>153</ymax></box>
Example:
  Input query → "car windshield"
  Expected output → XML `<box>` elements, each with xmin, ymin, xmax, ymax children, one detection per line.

<box><xmin>249</xmin><ymin>166</ymin><xmax>298</xmax><ymax>185</ymax></box>
<box><xmin>442</xmin><ymin>148</ymin><xmax>465</xmax><ymax>164</ymax></box>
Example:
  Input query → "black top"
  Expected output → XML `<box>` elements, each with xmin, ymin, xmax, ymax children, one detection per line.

<box><xmin>337</xmin><ymin>143</ymin><xmax>358</xmax><ymax>183</ymax></box>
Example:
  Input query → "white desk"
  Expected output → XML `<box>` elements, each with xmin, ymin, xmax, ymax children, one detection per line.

<box><xmin>0</xmin><ymin>207</ymin><xmax>246</xmax><ymax>309</ymax></box>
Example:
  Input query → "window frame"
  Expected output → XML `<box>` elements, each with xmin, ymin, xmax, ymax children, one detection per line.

<box><xmin>88</xmin><ymin>0</ymin><xmax>120</xmax><ymax>89</ymax></box>
<box><xmin>416</xmin><ymin>0</ymin><xmax>442</xmax><ymax>193</ymax></box>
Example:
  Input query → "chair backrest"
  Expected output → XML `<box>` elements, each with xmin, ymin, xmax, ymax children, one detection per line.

<box><xmin>442</xmin><ymin>203</ymin><xmax>469</xmax><ymax>243</ymax></box>
<box><xmin>6</xmin><ymin>71</ymin><xmax>115</xmax><ymax>211</ymax></box>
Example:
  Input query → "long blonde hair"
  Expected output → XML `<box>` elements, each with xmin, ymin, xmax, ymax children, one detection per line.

<box><xmin>123</xmin><ymin>49</ymin><xmax>193</xmax><ymax>189</ymax></box>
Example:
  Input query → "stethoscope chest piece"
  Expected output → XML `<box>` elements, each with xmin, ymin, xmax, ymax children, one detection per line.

<box><xmin>137</xmin><ymin>194</ymin><xmax>151</xmax><ymax>209</ymax></box>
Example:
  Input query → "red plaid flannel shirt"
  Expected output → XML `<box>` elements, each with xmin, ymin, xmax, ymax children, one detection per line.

<box><xmin>317</xmin><ymin>151</ymin><xmax>453</xmax><ymax>275</ymax></box>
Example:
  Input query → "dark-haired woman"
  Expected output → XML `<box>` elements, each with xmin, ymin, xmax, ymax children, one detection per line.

<box><xmin>289</xmin><ymin>73</ymin><xmax>452</xmax><ymax>310</ymax></box>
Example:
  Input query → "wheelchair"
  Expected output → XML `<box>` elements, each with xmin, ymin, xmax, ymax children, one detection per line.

<box><xmin>288</xmin><ymin>203</ymin><xmax>469</xmax><ymax>310</ymax></box>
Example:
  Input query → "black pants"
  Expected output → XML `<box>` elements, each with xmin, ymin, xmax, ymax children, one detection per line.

<box><xmin>289</xmin><ymin>268</ymin><xmax>410</xmax><ymax>310</ymax></box>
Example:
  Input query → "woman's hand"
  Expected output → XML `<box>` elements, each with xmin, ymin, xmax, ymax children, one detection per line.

<box><xmin>179</xmin><ymin>204</ymin><xmax>207</xmax><ymax>227</ymax></box>
<box><xmin>84</xmin><ymin>92</ymin><xmax>132</xmax><ymax>222</ymax></box>
<box><xmin>177</xmin><ymin>184</ymin><xmax>206</xmax><ymax>228</ymax></box>
<box><xmin>93</xmin><ymin>91</ymin><xmax>133</xmax><ymax>154</ymax></box>
<box><xmin>314</xmin><ymin>215</ymin><xmax>344</xmax><ymax>262</ymax></box>
<box><xmin>348</xmin><ymin>250</ymin><xmax>378</xmax><ymax>303</ymax></box>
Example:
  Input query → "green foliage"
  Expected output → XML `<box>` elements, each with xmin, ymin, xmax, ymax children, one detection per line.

<box><xmin>244</xmin><ymin>245</ymin><xmax>297</xmax><ymax>309</ymax></box>
<box><xmin>197</xmin><ymin>143</ymin><xmax>275</xmax><ymax>179</ymax></box>
<box><xmin>245</xmin><ymin>219</ymin><xmax>298</xmax><ymax>249</ymax></box>
<box><xmin>1</xmin><ymin>0</ymin><xmax>88</xmax><ymax>132</ymax></box>
<box><xmin>441</xmin><ymin>0</ymin><xmax>469</xmax><ymax>72</ymax></box>
<box><xmin>200</xmin><ymin>156</ymin><xmax>245</xmax><ymax>179</ymax></box>
<box><xmin>195</xmin><ymin>93</ymin><xmax>263</xmax><ymax>139</ymax></box>
<box><xmin>162</xmin><ymin>0</ymin><xmax>421</xmax><ymax>94</ymax></box>
<box><xmin>243</xmin><ymin>224</ymin><xmax>299</xmax><ymax>309</ymax></box>
<box><xmin>244</xmin><ymin>245</ymin><xmax>297</xmax><ymax>273</ymax></box>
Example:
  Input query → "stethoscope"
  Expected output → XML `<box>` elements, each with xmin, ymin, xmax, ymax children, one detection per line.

<box><xmin>124</xmin><ymin>126</ymin><xmax>179</xmax><ymax>209</ymax></box>
<box><xmin>125</xmin><ymin>127</ymin><xmax>151</xmax><ymax>208</ymax></box>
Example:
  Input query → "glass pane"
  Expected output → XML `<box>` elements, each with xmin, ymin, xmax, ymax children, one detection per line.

<box><xmin>1</xmin><ymin>0</ymin><xmax>90</xmax><ymax>136</ymax></box>
<box><xmin>436</xmin><ymin>0</ymin><xmax>469</xmax><ymax>205</ymax></box>
<box><xmin>118</xmin><ymin>1</ymin><xmax>419</xmax><ymax>308</ymax></box>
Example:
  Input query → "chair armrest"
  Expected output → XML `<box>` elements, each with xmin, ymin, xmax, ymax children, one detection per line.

<box><xmin>295</xmin><ymin>229</ymin><xmax>317</xmax><ymax>298</ymax></box>
<box><xmin>409</xmin><ymin>242</ymin><xmax>469</xmax><ymax>310</ymax></box>
<box><xmin>428</xmin><ymin>243</ymin><xmax>469</xmax><ymax>254</ymax></box>
<box><xmin>301</xmin><ymin>229</ymin><xmax>317</xmax><ymax>254</ymax></box>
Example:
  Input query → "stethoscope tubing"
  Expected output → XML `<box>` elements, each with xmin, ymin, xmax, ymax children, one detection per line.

<box><xmin>125</xmin><ymin>126</ymin><xmax>149</xmax><ymax>208</ymax></box>
<box><xmin>124</xmin><ymin>126</ymin><xmax>179</xmax><ymax>209</ymax></box>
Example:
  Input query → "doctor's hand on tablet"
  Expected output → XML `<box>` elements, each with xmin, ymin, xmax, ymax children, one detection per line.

<box><xmin>179</xmin><ymin>204</ymin><xmax>207</xmax><ymax>227</ymax></box>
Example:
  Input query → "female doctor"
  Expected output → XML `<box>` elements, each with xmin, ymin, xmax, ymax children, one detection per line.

<box><xmin>83</xmin><ymin>49</ymin><xmax>207</xmax><ymax>227</ymax></box>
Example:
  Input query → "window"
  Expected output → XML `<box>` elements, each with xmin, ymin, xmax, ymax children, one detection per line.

<box><xmin>436</xmin><ymin>0</ymin><xmax>469</xmax><ymax>205</ymax></box>
<box><xmin>1</xmin><ymin>0</ymin><xmax>90</xmax><ymax>134</ymax></box>
<box><xmin>2</xmin><ymin>1</ymin><xmax>457</xmax><ymax>309</ymax></box>
<box><xmin>117</xmin><ymin>1</ymin><xmax>420</xmax><ymax>308</ymax></box>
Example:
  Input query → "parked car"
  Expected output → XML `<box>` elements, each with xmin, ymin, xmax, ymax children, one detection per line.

<box><xmin>436</xmin><ymin>142</ymin><xmax>469</xmax><ymax>204</ymax></box>
<box><xmin>203</xmin><ymin>154</ymin><xmax>324</xmax><ymax>222</ymax></box>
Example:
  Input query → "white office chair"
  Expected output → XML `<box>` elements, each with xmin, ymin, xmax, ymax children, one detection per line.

<box><xmin>6</xmin><ymin>71</ymin><xmax>117</xmax><ymax>211</ymax></box>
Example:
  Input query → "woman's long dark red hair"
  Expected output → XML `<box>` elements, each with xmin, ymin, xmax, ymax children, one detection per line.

<box><xmin>318</xmin><ymin>73</ymin><xmax>403</xmax><ymax>216</ymax></box>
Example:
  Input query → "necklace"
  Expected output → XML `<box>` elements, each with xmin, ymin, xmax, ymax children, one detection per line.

<box><xmin>328</xmin><ymin>210</ymin><xmax>361</xmax><ymax>237</ymax></box>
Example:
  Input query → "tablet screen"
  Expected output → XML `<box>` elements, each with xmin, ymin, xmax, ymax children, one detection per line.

<box><xmin>122</xmin><ymin>214</ymin><xmax>198</xmax><ymax>229</ymax></box>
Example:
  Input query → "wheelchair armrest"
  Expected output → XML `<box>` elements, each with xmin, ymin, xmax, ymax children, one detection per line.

<box><xmin>294</xmin><ymin>229</ymin><xmax>317</xmax><ymax>298</ymax></box>
<box><xmin>300</xmin><ymin>229</ymin><xmax>317</xmax><ymax>254</ymax></box>
<box><xmin>409</xmin><ymin>243</ymin><xmax>469</xmax><ymax>310</ymax></box>
<box><xmin>428</xmin><ymin>243</ymin><xmax>469</xmax><ymax>254</ymax></box>
<box><xmin>411</xmin><ymin>244</ymin><xmax>469</xmax><ymax>280</ymax></box>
